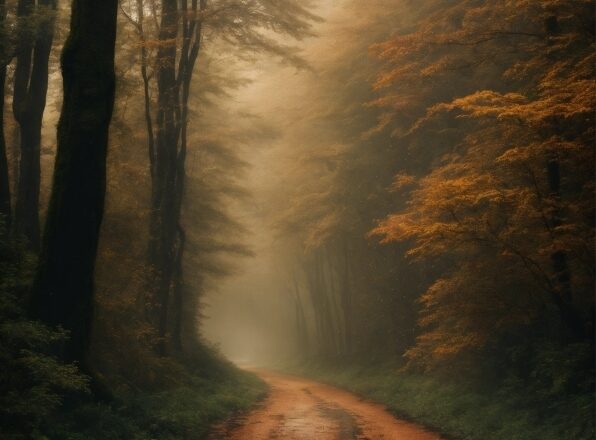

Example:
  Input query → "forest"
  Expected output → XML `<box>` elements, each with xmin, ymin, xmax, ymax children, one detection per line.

<box><xmin>0</xmin><ymin>0</ymin><xmax>594</xmax><ymax>439</ymax></box>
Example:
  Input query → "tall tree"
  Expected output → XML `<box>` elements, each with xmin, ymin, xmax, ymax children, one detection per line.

<box><xmin>147</xmin><ymin>0</ymin><xmax>205</xmax><ymax>355</ymax></box>
<box><xmin>121</xmin><ymin>0</ymin><xmax>207</xmax><ymax>355</ymax></box>
<box><xmin>12</xmin><ymin>0</ymin><xmax>57</xmax><ymax>249</ymax></box>
<box><xmin>370</xmin><ymin>0</ymin><xmax>594</xmax><ymax>365</ymax></box>
<box><xmin>31</xmin><ymin>0</ymin><xmax>119</xmax><ymax>366</ymax></box>
<box><xmin>0</xmin><ymin>0</ymin><xmax>10</xmax><ymax>229</ymax></box>
<box><xmin>122</xmin><ymin>0</ymin><xmax>317</xmax><ymax>355</ymax></box>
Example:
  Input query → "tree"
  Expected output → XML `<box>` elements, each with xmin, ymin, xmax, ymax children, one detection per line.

<box><xmin>269</xmin><ymin>0</ymin><xmax>424</xmax><ymax>359</ymax></box>
<box><xmin>370</xmin><ymin>0</ymin><xmax>594</xmax><ymax>366</ymax></box>
<box><xmin>0</xmin><ymin>0</ymin><xmax>10</xmax><ymax>228</ymax></box>
<box><xmin>121</xmin><ymin>0</ymin><xmax>317</xmax><ymax>355</ymax></box>
<box><xmin>30</xmin><ymin>0</ymin><xmax>119</xmax><ymax>366</ymax></box>
<box><xmin>12</xmin><ymin>0</ymin><xmax>57</xmax><ymax>249</ymax></box>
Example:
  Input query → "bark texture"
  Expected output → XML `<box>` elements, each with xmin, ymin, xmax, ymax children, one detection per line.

<box><xmin>31</xmin><ymin>0</ymin><xmax>119</xmax><ymax>365</ymax></box>
<box><xmin>0</xmin><ymin>0</ymin><xmax>10</xmax><ymax>229</ymax></box>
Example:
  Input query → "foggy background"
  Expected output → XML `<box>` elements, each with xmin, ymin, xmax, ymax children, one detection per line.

<box><xmin>201</xmin><ymin>0</ymin><xmax>400</xmax><ymax>364</ymax></box>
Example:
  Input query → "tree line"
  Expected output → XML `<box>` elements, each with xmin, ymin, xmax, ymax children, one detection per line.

<box><xmin>274</xmin><ymin>0</ymin><xmax>594</xmax><ymax>417</ymax></box>
<box><xmin>0</xmin><ymin>0</ymin><xmax>318</xmax><ymax>437</ymax></box>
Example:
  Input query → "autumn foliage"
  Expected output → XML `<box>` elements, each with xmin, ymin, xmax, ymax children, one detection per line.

<box><xmin>370</xmin><ymin>0</ymin><xmax>594</xmax><ymax>366</ymax></box>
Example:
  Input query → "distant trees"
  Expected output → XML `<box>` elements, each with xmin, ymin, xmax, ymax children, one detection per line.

<box><xmin>273</xmin><ymin>0</ymin><xmax>594</xmax><ymax>387</ymax></box>
<box><xmin>272</xmin><ymin>0</ymin><xmax>421</xmax><ymax>359</ymax></box>
<box><xmin>120</xmin><ymin>0</ymin><xmax>317</xmax><ymax>356</ymax></box>
<box><xmin>12</xmin><ymin>0</ymin><xmax>57</xmax><ymax>249</ymax></box>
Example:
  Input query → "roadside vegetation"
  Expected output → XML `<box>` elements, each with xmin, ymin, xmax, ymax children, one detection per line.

<box><xmin>287</xmin><ymin>359</ymin><xmax>594</xmax><ymax>440</ymax></box>
<box><xmin>0</xmin><ymin>231</ymin><xmax>266</xmax><ymax>439</ymax></box>
<box><xmin>46</xmin><ymin>370</ymin><xmax>266</xmax><ymax>440</ymax></box>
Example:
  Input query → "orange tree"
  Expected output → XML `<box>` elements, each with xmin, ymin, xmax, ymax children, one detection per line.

<box><xmin>371</xmin><ymin>0</ymin><xmax>594</xmax><ymax>369</ymax></box>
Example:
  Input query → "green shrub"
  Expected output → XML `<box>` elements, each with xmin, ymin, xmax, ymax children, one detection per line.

<box><xmin>0</xmin><ymin>233</ymin><xmax>89</xmax><ymax>439</ymax></box>
<box><xmin>46</xmin><ymin>369</ymin><xmax>266</xmax><ymax>439</ymax></box>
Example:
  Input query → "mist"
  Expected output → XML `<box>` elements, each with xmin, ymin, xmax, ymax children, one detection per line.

<box><xmin>202</xmin><ymin>0</ymin><xmax>408</xmax><ymax>364</ymax></box>
<box><xmin>0</xmin><ymin>0</ymin><xmax>593</xmax><ymax>439</ymax></box>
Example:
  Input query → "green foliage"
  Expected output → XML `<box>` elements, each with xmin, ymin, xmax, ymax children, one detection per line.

<box><xmin>289</xmin><ymin>360</ymin><xmax>595</xmax><ymax>440</ymax></box>
<box><xmin>0</xmin><ymin>230</ymin><xmax>265</xmax><ymax>440</ymax></box>
<box><xmin>0</xmin><ymin>232</ymin><xmax>89</xmax><ymax>439</ymax></box>
<box><xmin>131</xmin><ymin>371</ymin><xmax>265</xmax><ymax>438</ymax></box>
<box><xmin>46</xmin><ymin>369</ymin><xmax>266</xmax><ymax>440</ymax></box>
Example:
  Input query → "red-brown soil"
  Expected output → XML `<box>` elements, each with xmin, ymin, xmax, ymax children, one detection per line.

<box><xmin>208</xmin><ymin>369</ymin><xmax>444</xmax><ymax>440</ymax></box>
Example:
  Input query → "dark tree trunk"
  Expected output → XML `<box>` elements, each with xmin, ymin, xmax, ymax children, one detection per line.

<box><xmin>324</xmin><ymin>246</ymin><xmax>342</xmax><ymax>355</ymax></box>
<box><xmin>0</xmin><ymin>66</ymin><xmax>8</xmax><ymax>230</ymax></box>
<box><xmin>0</xmin><ymin>0</ymin><xmax>10</xmax><ymax>230</ymax></box>
<box><xmin>30</xmin><ymin>0</ymin><xmax>118</xmax><ymax>366</ymax></box>
<box><xmin>306</xmin><ymin>261</ymin><xmax>325</xmax><ymax>353</ymax></box>
<box><xmin>292</xmin><ymin>274</ymin><xmax>309</xmax><ymax>355</ymax></box>
<box><xmin>170</xmin><ymin>225</ymin><xmax>186</xmax><ymax>353</ymax></box>
<box><xmin>151</xmin><ymin>0</ymin><xmax>179</xmax><ymax>356</ymax></box>
<box><xmin>546</xmin><ymin>157</ymin><xmax>584</xmax><ymax>341</ymax></box>
<box><xmin>13</xmin><ymin>0</ymin><xmax>56</xmax><ymax>249</ymax></box>
<box><xmin>320</xmin><ymin>250</ymin><xmax>339</xmax><ymax>355</ymax></box>
<box><xmin>340</xmin><ymin>236</ymin><xmax>352</xmax><ymax>356</ymax></box>
<box><xmin>307</xmin><ymin>251</ymin><xmax>337</xmax><ymax>356</ymax></box>
<box><xmin>137</xmin><ymin>0</ymin><xmax>205</xmax><ymax>356</ymax></box>
<box><xmin>539</xmin><ymin>14</ymin><xmax>583</xmax><ymax>341</ymax></box>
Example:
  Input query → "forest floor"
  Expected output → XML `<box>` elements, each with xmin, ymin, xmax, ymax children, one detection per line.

<box><xmin>207</xmin><ymin>369</ymin><xmax>443</xmax><ymax>440</ymax></box>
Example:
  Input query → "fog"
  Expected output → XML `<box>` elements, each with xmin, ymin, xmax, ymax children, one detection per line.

<box><xmin>201</xmin><ymin>0</ymin><xmax>402</xmax><ymax>364</ymax></box>
<box><xmin>1</xmin><ymin>0</ymin><xmax>592</xmax><ymax>437</ymax></box>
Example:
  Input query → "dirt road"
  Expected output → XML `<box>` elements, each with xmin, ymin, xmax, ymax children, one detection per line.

<box><xmin>208</xmin><ymin>370</ymin><xmax>444</xmax><ymax>440</ymax></box>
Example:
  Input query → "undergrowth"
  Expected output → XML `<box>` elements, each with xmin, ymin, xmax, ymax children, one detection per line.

<box><xmin>0</xmin><ymin>229</ymin><xmax>266</xmax><ymax>440</ymax></box>
<box><xmin>45</xmin><ymin>369</ymin><xmax>266</xmax><ymax>440</ymax></box>
<box><xmin>284</xmin><ymin>360</ymin><xmax>594</xmax><ymax>440</ymax></box>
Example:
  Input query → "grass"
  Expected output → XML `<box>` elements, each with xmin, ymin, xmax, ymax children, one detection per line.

<box><xmin>42</xmin><ymin>368</ymin><xmax>267</xmax><ymax>440</ymax></box>
<box><xmin>282</xmin><ymin>360</ymin><xmax>594</xmax><ymax>440</ymax></box>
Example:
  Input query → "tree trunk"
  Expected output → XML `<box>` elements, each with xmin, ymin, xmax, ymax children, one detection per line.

<box><xmin>306</xmin><ymin>259</ymin><xmax>324</xmax><ymax>353</ymax></box>
<box><xmin>13</xmin><ymin>0</ymin><xmax>56</xmax><ymax>249</ymax></box>
<box><xmin>340</xmin><ymin>236</ymin><xmax>352</xmax><ymax>356</ymax></box>
<box><xmin>311</xmin><ymin>250</ymin><xmax>337</xmax><ymax>356</ymax></box>
<box><xmin>324</xmin><ymin>246</ymin><xmax>343</xmax><ymax>355</ymax></box>
<box><xmin>140</xmin><ymin>0</ymin><xmax>205</xmax><ymax>356</ymax></box>
<box><xmin>151</xmin><ymin>0</ymin><xmax>179</xmax><ymax>356</ymax></box>
<box><xmin>292</xmin><ymin>274</ymin><xmax>308</xmax><ymax>355</ymax></box>
<box><xmin>170</xmin><ymin>225</ymin><xmax>186</xmax><ymax>353</ymax></box>
<box><xmin>30</xmin><ymin>0</ymin><xmax>118</xmax><ymax>366</ymax></box>
<box><xmin>0</xmin><ymin>0</ymin><xmax>10</xmax><ymax>230</ymax></box>
<box><xmin>546</xmin><ymin>157</ymin><xmax>584</xmax><ymax>341</ymax></box>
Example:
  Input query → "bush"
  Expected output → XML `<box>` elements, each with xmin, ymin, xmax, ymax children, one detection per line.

<box><xmin>0</xmin><ymin>232</ymin><xmax>89</xmax><ymax>439</ymax></box>
<box><xmin>46</xmin><ymin>369</ymin><xmax>266</xmax><ymax>439</ymax></box>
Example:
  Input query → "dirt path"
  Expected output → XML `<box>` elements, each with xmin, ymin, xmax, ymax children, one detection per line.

<box><xmin>208</xmin><ymin>370</ymin><xmax>444</xmax><ymax>440</ymax></box>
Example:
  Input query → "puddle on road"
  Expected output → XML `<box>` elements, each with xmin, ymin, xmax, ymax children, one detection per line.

<box><xmin>316</xmin><ymin>402</ymin><xmax>361</xmax><ymax>440</ymax></box>
<box><xmin>208</xmin><ymin>371</ymin><xmax>444</xmax><ymax>440</ymax></box>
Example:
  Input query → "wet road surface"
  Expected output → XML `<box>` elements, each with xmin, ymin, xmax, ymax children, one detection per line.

<box><xmin>208</xmin><ymin>370</ymin><xmax>444</xmax><ymax>440</ymax></box>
